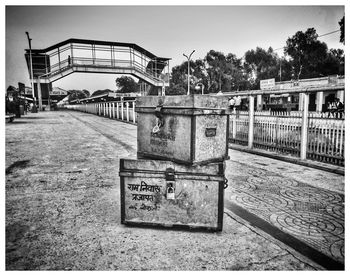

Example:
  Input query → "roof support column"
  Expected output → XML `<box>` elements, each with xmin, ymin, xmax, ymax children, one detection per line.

<box><xmin>37</xmin><ymin>77</ymin><xmax>43</xmax><ymax>111</ymax></box>
<box><xmin>316</xmin><ymin>91</ymin><xmax>324</xmax><ymax>112</ymax></box>
<box><xmin>248</xmin><ymin>95</ymin><xmax>255</xmax><ymax>149</ymax></box>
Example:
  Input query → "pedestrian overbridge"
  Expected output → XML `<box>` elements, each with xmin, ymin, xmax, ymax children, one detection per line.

<box><xmin>25</xmin><ymin>38</ymin><xmax>171</xmax><ymax>108</ymax></box>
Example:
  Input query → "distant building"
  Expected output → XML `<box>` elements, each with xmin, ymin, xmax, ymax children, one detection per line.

<box><xmin>221</xmin><ymin>75</ymin><xmax>345</xmax><ymax>112</ymax></box>
<box><xmin>271</xmin><ymin>75</ymin><xmax>345</xmax><ymax>112</ymax></box>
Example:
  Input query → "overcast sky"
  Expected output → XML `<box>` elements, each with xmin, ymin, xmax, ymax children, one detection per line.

<box><xmin>5</xmin><ymin>2</ymin><xmax>345</xmax><ymax>92</ymax></box>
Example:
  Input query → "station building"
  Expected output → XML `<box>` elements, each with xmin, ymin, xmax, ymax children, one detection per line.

<box><xmin>223</xmin><ymin>75</ymin><xmax>345</xmax><ymax>112</ymax></box>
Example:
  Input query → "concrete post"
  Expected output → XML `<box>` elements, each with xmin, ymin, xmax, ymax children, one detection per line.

<box><xmin>132</xmin><ymin>101</ymin><xmax>136</xmax><ymax>123</ymax></box>
<box><xmin>316</xmin><ymin>91</ymin><xmax>324</xmax><ymax>112</ymax></box>
<box><xmin>300</xmin><ymin>92</ymin><xmax>309</xmax><ymax>160</ymax></box>
<box><xmin>231</xmin><ymin>114</ymin><xmax>237</xmax><ymax>139</ymax></box>
<box><xmin>257</xmin><ymin>94</ymin><xmax>263</xmax><ymax>111</ymax></box>
<box><xmin>248</xmin><ymin>95</ymin><xmax>255</xmax><ymax>149</ymax></box>
<box><xmin>298</xmin><ymin>94</ymin><xmax>303</xmax><ymax>111</ymax></box>
<box><xmin>112</xmin><ymin>103</ymin><xmax>115</xmax><ymax>119</ymax></box>
<box><xmin>37</xmin><ymin>78</ymin><xmax>43</xmax><ymax>111</ymax></box>
<box><xmin>337</xmin><ymin>90</ymin><xmax>344</xmax><ymax>103</ymax></box>
<box><xmin>126</xmin><ymin>102</ymin><xmax>129</xmax><ymax>122</ymax></box>
<box><xmin>121</xmin><ymin>102</ymin><xmax>124</xmax><ymax>120</ymax></box>
<box><xmin>117</xmin><ymin>102</ymin><xmax>120</xmax><ymax>119</ymax></box>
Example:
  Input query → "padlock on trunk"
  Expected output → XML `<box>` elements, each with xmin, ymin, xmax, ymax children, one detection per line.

<box><xmin>165</xmin><ymin>167</ymin><xmax>176</xmax><ymax>200</ymax></box>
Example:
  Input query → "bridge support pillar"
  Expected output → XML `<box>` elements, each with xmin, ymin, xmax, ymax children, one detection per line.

<box><xmin>37</xmin><ymin>77</ymin><xmax>43</xmax><ymax>111</ymax></box>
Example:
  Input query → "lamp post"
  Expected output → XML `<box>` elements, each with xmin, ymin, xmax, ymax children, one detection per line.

<box><xmin>183</xmin><ymin>50</ymin><xmax>195</xmax><ymax>95</ymax></box>
<box><xmin>195</xmin><ymin>83</ymin><xmax>204</xmax><ymax>95</ymax></box>
<box><xmin>25</xmin><ymin>31</ymin><xmax>37</xmax><ymax>112</ymax></box>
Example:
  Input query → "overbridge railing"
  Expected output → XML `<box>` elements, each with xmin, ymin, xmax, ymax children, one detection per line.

<box><xmin>65</xmin><ymin>99</ymin><xmax>345</xmax><ymax>166</ymax></box>
<box><xmin>47</xmin><ymin>57</ymin><xmax>163</xmax><ymax>84</ymax></box>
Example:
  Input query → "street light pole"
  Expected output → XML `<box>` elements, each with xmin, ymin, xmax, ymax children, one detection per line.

<box><xmin>195</xmin><ymin>83</ymin><xmax>204</xmax><ymax>95</ymax></box>
<box><xmin>183</xmin><ymin>50</ymin><xmax>195</xmax><ymax>95</ymax></box>
<box><xmin>25</xmin><ymin>31</ymin><xmax>36</xmax><ymax>112</ymax></box>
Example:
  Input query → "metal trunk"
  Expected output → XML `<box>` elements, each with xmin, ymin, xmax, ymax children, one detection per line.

<box><xmin>136</xmin><ymin>95</ymin><xmax>230</xmax><ymax>165</ymax></box>
<box><xmin>120</xmin><ymin>158</ymin><xmax>226</xmax><ymax>231</ymax></box>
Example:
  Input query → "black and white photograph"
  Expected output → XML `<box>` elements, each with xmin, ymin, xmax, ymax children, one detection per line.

<box><xmin>3</xmin><ymin>0</ymin><xmax>347</xmax><ymax>272</ymax></box>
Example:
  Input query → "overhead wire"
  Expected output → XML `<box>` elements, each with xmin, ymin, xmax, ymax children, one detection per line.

<box><xmin>271</xmin><ymin>29</ymin><xmax>341</xmax><ymax>53</ymax></box>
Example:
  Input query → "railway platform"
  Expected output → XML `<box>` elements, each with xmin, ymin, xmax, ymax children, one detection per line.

<box><xmin>5</xmin><ymin>111</ymin><xmax>344</xmax><ymax>270</ymax></box>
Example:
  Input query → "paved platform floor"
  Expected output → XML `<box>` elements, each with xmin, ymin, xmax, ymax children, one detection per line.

<box><xmin>5</xmin><ymin>111</ymin><xmax>345</xmax><ymax>270</ymax></box>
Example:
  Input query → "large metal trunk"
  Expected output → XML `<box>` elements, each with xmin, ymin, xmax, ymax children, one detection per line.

<box><xmin>119</xmin><ymin>158</ymin><xmax>226</xmax><ymax>231</ymax></box>
<box><xmin>136</xmin><ymin>94</ymin><xmax>230</xmax><ymax>165</ymax></box>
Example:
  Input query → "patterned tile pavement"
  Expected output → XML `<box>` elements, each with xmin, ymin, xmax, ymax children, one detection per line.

<box><xmin>225</xmin><ymin>160</ymin><xmax>344</xmax><ymax>266</ymax></box>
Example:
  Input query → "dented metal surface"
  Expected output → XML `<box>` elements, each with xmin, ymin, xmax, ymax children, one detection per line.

<box><xmin>120</xmin><ymin>159</ymin><xmax>225</xmax><ymax>231</ymax></box>
<box><xmin>136</xmin><ymin>95</ymin><xmax>230</xmax><ymax>165</ymax></box>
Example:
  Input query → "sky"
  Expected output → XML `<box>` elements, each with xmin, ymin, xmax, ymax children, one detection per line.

<box><xmin>4</xmin><ymin>1</ymin><xmax>346</xmax><ymax>93</ymax></box>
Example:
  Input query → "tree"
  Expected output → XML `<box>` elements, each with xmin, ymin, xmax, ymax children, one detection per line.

<box><xmin>285</xmin><ymin>28</ymin><xmax>344</xmax><ymax>79</ymax></box>
<box><xmin>67</xmin><ymin>89</ymin><xmax>90</xmax><ymax>103</ymax></box>
<box><xmin>115</xmin><ymin>76</ymin><xmax>139</xmax><ymax>93</ymax></box>
<box><xmin>168</xmin><ymin>59</ymin><xmax>209</xmax><ymax>95</ymax></box>
<box><xmin>204</xmin><ymin>50</ymin><xmax>227</xmax><ymax>92</ymax></box>
<box><xmin>166</xmin><ymin>84</ymin><xmax>187</xmax><ymax>95</ymax></box>
<box><xmin>169</xmin><ymin>51</ymin><xmax>252</xmax><ymax>93</ymax></box>
<box><xmin>168</xmin><ymin>63</ymin><xmax>188</xmax><ymax>95</ymax></box>
<box><xmin>91</xmin><ymin>89</ymin><xmax>113</xmax><ymax>97</ymax></box>
<box><xmin>339</xmin><ymin>16</ymin><xmax>345</xmax><ymax>44</ymax></box>
<box><xmin>327</xmin><ymin>48</ymin><xmax>345</xmax><ymax>75</ymax></box>
<box><xmin>244</xmin><ymin>47</ymin><xmax>281</xmax><ymax>89</ymax></box>
<box><xmin>285</xmin><ymin>28</ymin><xmax>327</xmax><ymax>79</ymax></box>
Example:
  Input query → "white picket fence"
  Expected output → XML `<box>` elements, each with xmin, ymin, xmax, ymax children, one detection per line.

<box><xmin>66</xmin><ymin>101</ymin><xmax>345</xmax><ymax>166</ymax></box>
<box><xmin>66</xmin><ymin>101</ymin><xmax>137</xmax><ymax>124</ymax></box>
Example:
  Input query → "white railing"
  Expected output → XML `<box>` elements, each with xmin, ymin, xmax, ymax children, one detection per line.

<box><xmin>230</xmin><ymin>109</ymin><xmax>345</xmax><ymax>166</ymax></box>
<box><xmin>65</xmin><ymin>100</ymin><xmax>137</xmax><ymax>124</ymax></box>
<box><xmin>65</xmin><ymin>98</ymin><xmax>345</xmax><ymax>166</ymax></box>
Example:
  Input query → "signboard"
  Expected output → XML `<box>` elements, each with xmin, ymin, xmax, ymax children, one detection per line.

<box><xmin>50</xmin><ymin>89</ymin><xmax>68</xmax><ymax>96</ymax></box>
<box><xmin>260</xmin><ymin>78</ymin><xmax>275</xmax><ymax>90</ymax></box>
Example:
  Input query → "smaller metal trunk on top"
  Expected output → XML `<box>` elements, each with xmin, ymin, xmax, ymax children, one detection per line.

<box><xmin>119</xmin><ymin>158</ymin><xmax>226</xmax><ymax>231</ymax></box>
<box><xmin>136</xmin><ymin>94</ymin><xmax>230</xmax><ymax>165</ymax></box>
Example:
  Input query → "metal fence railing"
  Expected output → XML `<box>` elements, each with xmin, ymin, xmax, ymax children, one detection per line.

<box><xmin>229</xmin><ymin>110</ymin><xmax>345</xmax><ymax>166</ymax></box>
